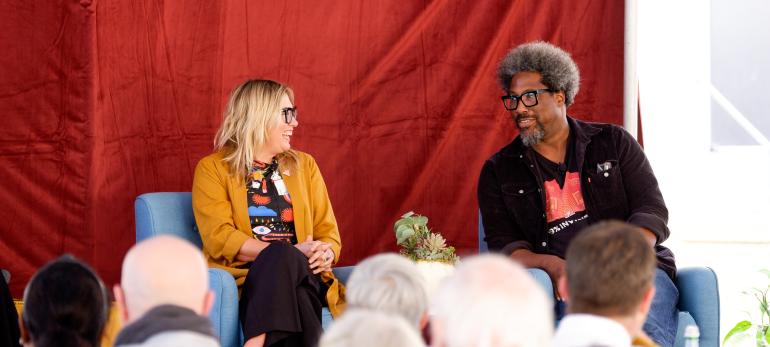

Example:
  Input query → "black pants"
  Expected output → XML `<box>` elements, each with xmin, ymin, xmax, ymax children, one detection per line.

<box><xmin>239</xmin><ymin>242</ymin><xmax>324</xmax><ymax>347</ymax></box>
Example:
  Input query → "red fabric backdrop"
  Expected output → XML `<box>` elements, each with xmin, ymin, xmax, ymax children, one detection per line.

<box><xmin>0</xmin><ymin>0</ymin><xmax>624</xmax><ymax>296</ymax></box>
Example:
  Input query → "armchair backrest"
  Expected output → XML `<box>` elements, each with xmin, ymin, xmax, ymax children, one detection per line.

<box><xmin>134</xmin><ymin>192</ymin><xmax>242</xmax><ymax>347</ymax></box>
<box><xmin>478</xmin><ymin>211</ymin><xmax>488</xmax><ymax>252</ymax></box>
<box><xmin>135</xmin><ymin>192</ymin><xmax>201</xmax><ymax>246</ymax></box>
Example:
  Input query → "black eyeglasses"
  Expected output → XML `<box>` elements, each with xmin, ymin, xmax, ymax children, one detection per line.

<box><xmin>501</xmin><ymin>89</ymin><xmax>553</xmax><ymax>111</ymax></box>
<box><xmin>281</xmin><ymin>107</ymin><xmax>298</xmax><ymax>124</ymax></box>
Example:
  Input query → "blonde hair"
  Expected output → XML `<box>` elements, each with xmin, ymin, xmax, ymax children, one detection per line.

<box><xmin>214</xmin><ymin>79</ymin><xmax>299</xmax><ymax>179</ymax></box>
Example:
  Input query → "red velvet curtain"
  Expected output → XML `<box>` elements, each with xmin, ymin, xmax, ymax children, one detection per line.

<box><xmin>0</xmin><ymin>0</ymin><xmax>624</xmax><ymax>296</ymax></box>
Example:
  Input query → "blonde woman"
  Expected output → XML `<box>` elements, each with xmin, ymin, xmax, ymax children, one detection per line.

<box><xmin>192</xmin><ymin>79</ymin><xmax>344</xmax><ymax>347</ymax></box>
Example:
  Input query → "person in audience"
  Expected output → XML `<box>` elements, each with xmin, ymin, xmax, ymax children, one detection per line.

<box><xmin>477</xmin><ymin>41</ymin><xmax>678</xmax><ymax>345</ymax></box>
<box><xmin>346</xmin><ymin>253</ymin><xmax>428</xmax><ymax>330</ymax></box>
<box><xmin>554</xmin><ymin>220</ymin><xmax>659</xmax><ymax>347</ymax></box>
<box><xmin>430</xmin><ymin>254</ymin><xmax>552</xmax><ymax>347</ymax></box>
<box><xmin>192</xmin><ymin>79</ymin><xmax>344</xmax><ymax>347</ymax></box>
<box><xmin>1</xmin><ymin>270</ymin><xmax>21</xmax><ymax>347</ymax></box>
<box><xmin>19</xmin><ymin>256</ymin><xmax>109</xmax><ymax>347</ymax></box>
<box><xmin>319</xmin><ymin>309</ymin><xmax>425</xmax><ymax>347</ymax></box>
<box><xmin>112</xmin><ymin>235</ymin><xmax>218</xmax><ymax>347</ymax></box>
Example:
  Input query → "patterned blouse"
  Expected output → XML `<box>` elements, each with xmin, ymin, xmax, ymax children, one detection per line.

<box><xmin>246</xmin><ymin>159</ymin><xmax>297</xmax><ymax>244</ymax></box>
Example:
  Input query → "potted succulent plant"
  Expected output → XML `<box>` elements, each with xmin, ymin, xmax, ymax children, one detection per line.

<box><xmin>394</xmin><ymin>211</ymin><xmax>459</xmax><ymax>295</ymax></box>
<box><xmin>723</xmin><ymin>269</ymin><xmax>770</xmax><ymax>346</ymax></box>
<box><xmin>394</xmin><ymin>211</ymin><xmax>459</xmax><ymax>263</ymax></box>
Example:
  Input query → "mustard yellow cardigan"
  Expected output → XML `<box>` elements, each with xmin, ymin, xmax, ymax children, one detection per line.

<box><xmin>191</xmin><ymin>150</ymin><xmax>345</xmax><ymax>317</ymax></box>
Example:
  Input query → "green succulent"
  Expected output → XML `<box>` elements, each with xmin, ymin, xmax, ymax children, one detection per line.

<box><xmin>393</xmin><ymin>211</ymin><xmax>458</xmax><ymax>264</ymax></box>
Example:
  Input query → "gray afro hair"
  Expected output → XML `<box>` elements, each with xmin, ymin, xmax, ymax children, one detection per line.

<box><xmin>497</xmin><ymin>41</ymin><xmax>580</xmax><ymax>106</ymax></box>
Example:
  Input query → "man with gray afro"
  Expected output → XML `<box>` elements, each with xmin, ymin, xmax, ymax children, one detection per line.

<box><xmin>477</xmin><ymin>41</ymin><xmax>678</xmax><ymax>346</ymax></box>
<box><xmin>345</xmin><ymin>253</ymin><xmax>429</xmax><ymax>330</ymax></box>
<box><xmin>113</xmin><ymin>235</ymin><xmax>219</xmax><ymax>347</ymax></box>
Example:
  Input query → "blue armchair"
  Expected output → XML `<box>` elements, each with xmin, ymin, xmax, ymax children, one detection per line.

<box><xmin>478</xmin><ymin>215</ymin><xmax>720</xmax><ymax>347</ymax></box>
<box><xmin>135</xmin><ymin>192</ymin><xmax>353</xmax><ymax>347</ymax></box>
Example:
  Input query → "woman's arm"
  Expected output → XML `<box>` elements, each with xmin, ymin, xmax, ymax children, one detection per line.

<box><xmin>235</xmin><ymin>238</ymin><xmax>270</xmax><ymax>262</ymax></box>
<box><xmin>303</xmin><ymin>154</ymin><xmax>341</xmax><ymax>269</ymax></box>
<box><xmin>192</xmin><ymin>156</ymin><xmax>268</xmax><ymax>264</ymax></box>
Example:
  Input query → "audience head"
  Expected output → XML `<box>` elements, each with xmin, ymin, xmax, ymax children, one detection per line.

<box><xmin>319</xmin><ymin>309</ymin><xmax>425</xmax><ymax>347</ymax></box>
<box><xmin>346</xmin><ymin>253</ymin><xmax>428</xmax><ymax>328</ymax></box>
<box><xmin>214</xmin><ymin>78</ymin><xmax>298</xmax><ymax>178</ymax></box>
<box><xmin>430</xmin><ymin>254</ymin><xmax>552</xmax><ymax>347</ymax></box>
<box><xmin>21</xmin><ymin>255</ymin><xmax>109</xmax><ymax>347</ymax></box>
<box><xmin>114</xmin><ymin>235</ymin><xmax>213</xmax><ymax>323</ymax></box>
<box><xmin>561</xmin><ymin>220</ymin><xmax>657</xmax><ymax>319</ymax></box>
<box><xmin>497</xmin><ymin>41</ymin><xmax>580</xmax><ymax>106</ymax></box>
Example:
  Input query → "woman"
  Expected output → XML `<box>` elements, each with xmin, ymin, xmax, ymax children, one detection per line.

<box><xmin>192</xmin><ymin>79</ymin><xmax>344</xmax><ymax>347</ymax></box>
<box><xmin>20</xmin><ymin>255</ymin><xmax>110</xmax><ymax>347</ymax></box>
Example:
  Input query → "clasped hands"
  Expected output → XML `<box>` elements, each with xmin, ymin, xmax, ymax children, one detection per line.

<box><xmin>295</xmin><ymin>236</ymin><xmax>334</xmax><ymax>274</ymax></box>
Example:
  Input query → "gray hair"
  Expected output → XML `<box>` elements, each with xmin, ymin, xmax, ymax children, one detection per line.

<box><xmin>497</xmin><ymin>41</ymin><xmax>580</xmax><ymax>106</ymax></box>
<box><xmin>346</xmin><ymin>253</ymin><xmax>428</xmax><ymax>328</ymax></box>
<box><xmin>430</xmin><ymin>254</ymin><xmax>553</xmax><ymax>347</ymax></box>
<box><xmin>319</xmin><ymin>309</ymin><xmax>425</xmax><ymax>347</ymax></box>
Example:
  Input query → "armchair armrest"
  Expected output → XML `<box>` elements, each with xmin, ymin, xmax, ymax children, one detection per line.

<box><xmin>675</xmin><ymin>267</ymin><xmax>719</xmax><ymax>347</ymax></box>
<box><xmin>208</xmin><ymin>268</ymin><xmax>240</xmax><ymax>347</ymax></box>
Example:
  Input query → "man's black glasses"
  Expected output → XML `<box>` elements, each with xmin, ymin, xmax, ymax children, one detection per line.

<box><xmin>501</xmin><ymin>89</ymin><xmax>553</xmax><ymax>111</ymax></box>
<box><xmin>282</xmin><ymin>107</ymin><xmax>298</xmax><ymax>124</ymax></box>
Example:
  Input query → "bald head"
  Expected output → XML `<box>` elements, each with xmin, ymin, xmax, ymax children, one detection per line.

<box><xmin>117</xmin><ymin>235</ymin><xmax>211</xmax><ymax>322</ymax></box>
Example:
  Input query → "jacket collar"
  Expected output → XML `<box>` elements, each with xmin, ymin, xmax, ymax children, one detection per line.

<box><xmin>503</xmin><ymin>116</ymin><xmax>602</xmax><ymax>172</ymax></box>
<box><xmin>568</xmin><ymin>116</ymin><xmax>601</xmax><ymax>173</ymax></box>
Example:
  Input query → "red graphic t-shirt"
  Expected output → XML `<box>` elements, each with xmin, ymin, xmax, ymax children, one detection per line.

<box><xmin>534</xmin><ymin>142</ymin><xmax>591</xmax><ymax>257</ymax></box>
<box><xmin>544</xmin><ymin>172</ymin><xmax>585</xmax><ymax>222</ymax></box>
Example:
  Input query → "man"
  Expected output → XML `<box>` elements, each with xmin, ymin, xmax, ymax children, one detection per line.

<box><xmin>430</xmin><ymin>254</ymin><xmax>552</xmax><ymax>347</ymax></box>
<box><xmin>113</xmin><ymin>235</ymin><xmax>219</xmax><ymax>347</ymax></box>
<box><xmin>477</xmin><ymin>41</ymin><xmax>678</xmax><ymax>345</ymax></box>
<box><xmin>345</xmin><ymin>253</ymin><xmax>429</xmax><ymax>330</ymax></box>
<box><xmin>554</xmin><ymin>221</ymin><xmax>659</xmax><ymax>347</ymax></box>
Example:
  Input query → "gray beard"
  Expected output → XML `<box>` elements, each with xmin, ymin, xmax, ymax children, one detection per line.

<box><xmin>520</xmin><ymin>126</ymin><xmax>545</xmax><ymax>147</ymax></box>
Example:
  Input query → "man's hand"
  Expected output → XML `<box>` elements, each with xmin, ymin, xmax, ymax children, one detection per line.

<box><xmin>510</xmin><ymin>249</ymin><xmax>566</xmax><ymax>299</ymax></box>
<box><xmin>639</xmin><ymin>228</ymin><xmax>657</xmax><ymax>247</ymax></box>
<box><xmin>539</xmin><ymin>254</ymin><xmax>566</xmax><ymax>299</ymax></box>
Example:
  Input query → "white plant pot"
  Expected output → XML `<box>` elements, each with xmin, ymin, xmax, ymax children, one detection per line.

<box><xmin>414</xmin><ymin>260</ymin><xmax>456</xmax><ymax>299</ymax></box>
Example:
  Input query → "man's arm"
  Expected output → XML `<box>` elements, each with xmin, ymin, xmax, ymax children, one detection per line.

<box><xmin>477</xmin><ymin>159</ymin><xmax>533</xmax><ymax>253</ymax></box>
<box><xmin>479</xmin><ymin>158</ymin><xmax>566</xmax><ymax>296</ymax></box>
<box><xmin>511</xmin><ymin>248</ymin><xmax>566</xmax><ymax>298</ymax></box>
<box><xmin>616</xmin><ymin>127</ymin><xmax>670</xmax><ymax>244</ymax></box>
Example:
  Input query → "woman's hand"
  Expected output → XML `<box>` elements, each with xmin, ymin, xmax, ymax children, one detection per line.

<box><xmin>296</xmin><ymin>236</ymin><xmax>335</xmax><ymax>274</ymax></box>
<box><xmin>294</xmin><ymin>235</ymin><xmax>322</xmax><ymax>258</ymax></box>
<box><xmin>308</xmin><ymin>245</ymin><xmax>334</xmax><ymax>274</ymax></box>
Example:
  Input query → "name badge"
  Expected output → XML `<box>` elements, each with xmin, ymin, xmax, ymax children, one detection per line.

<box><xmin>274</xmin><ymin>177</ymin><xmax>288</xmax><ymax>196</ymax></box>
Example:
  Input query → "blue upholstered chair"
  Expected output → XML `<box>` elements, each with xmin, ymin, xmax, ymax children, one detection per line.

<box><xmin>478</xmin><ymin>215</ymin><xmax>720</xmax><ymax>347</ymax></box>
<box><xmin>135</xmin><ymin>192</ymin><xmax>353</xmax><ymax>347</ymax></box>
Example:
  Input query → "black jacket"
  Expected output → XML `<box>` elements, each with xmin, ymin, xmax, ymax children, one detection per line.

<box><xmin>478</xmin><ymin>116</ymin><xmax>676</xmax><ymax>278</ymax></box>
